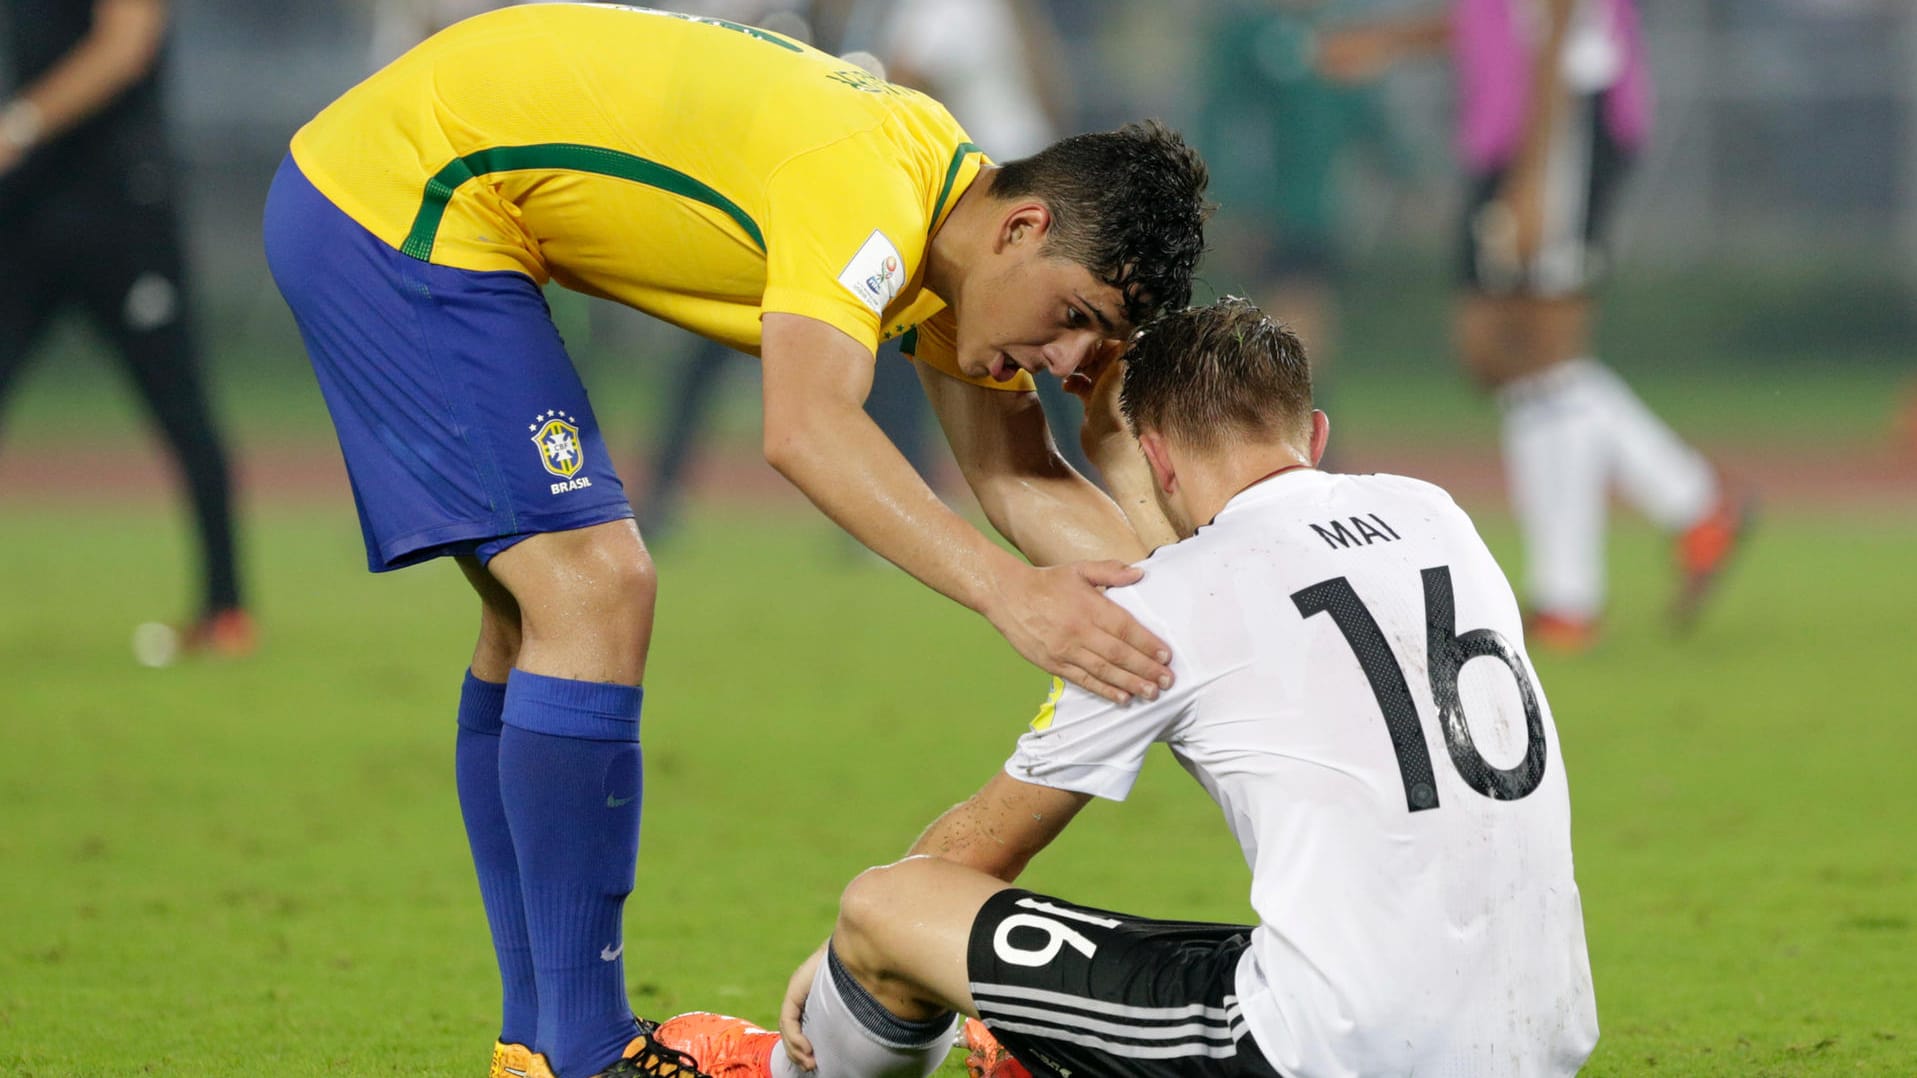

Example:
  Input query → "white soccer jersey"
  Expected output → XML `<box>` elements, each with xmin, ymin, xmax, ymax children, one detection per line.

<box><xmin>1006</xmin><ymin>470</ymin><xmax>1598</xmax><ymax>1077</ymax></box>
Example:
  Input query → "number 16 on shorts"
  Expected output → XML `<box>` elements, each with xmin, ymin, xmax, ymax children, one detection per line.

<box><xmin>993</xmin><ymin>897</ymin><xmax>1122</xmax><ymax>967</ymax></box>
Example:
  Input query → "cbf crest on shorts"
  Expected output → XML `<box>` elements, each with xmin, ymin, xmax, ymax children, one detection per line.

<box><xmin>530</xmin><ymin>409</ymin><xmax>583</xmax><ymax>477</ymax></box>
<box><xmin>530</xmin><ymin>409</ymin><xmax>593</xmax><ymax>494</ymax></box>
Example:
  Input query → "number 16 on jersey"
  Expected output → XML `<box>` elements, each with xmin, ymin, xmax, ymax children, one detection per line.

<box><xmin>1292</xmin><ymin>566</ymin><xmax>1549</xmax><ymax>813</ymax></box>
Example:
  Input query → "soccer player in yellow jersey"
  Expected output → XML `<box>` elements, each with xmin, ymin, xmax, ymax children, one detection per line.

<box><xmin>262</xmin><ymin>6</ymin><xmax>1209</xmax><ymax>1077</ymax></box>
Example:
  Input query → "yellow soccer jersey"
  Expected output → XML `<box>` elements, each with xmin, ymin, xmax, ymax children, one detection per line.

<box><xmin>290</xmin><ymin>3</ymin><xmax>1030</xmax><ymax>390</ymax></box>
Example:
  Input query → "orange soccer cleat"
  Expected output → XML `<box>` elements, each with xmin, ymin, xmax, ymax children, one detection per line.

<box><xmin>649</xmin><ymin>1012</ymin><xmax>778</xmax><ymax>1078</ymax></box>
<box><xmin>1525</xmin><ymin>611</ymin><xmax>1600</xmax><ymax>656</ymax></box>
<box><xmin>515</xmin><ymin>1019</ymin><xmax>717</xmax><ymax>1078</ymax></box>
<box><xmin>1671</xmin><ymin>488</ymin><xmax>1756</xmax><ymax>632</ymax></box>
<box><xmin>183</xmin><ymin>607</ymin><xmax>260</xmax><ymax>659</ymax></box>
<box><xmin>490</xmin><ymin>1040</ymin><xmax>538</xmax><ymax>1078</ymax></box>
<box><xmin>963</xmin><ymin>1018</ymin><xmax>1032</xmax><ymax>1078</ymax></box>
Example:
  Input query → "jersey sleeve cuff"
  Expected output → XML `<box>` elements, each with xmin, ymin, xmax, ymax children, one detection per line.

<box><xmin>760</xmin><ymin>287</ymin><xmax>881</xmax><ymax>354</ymax></box>
<box><xmin>1002</xmin><ymin>755</ymin><xmax>1141</xmax><ymax>802</ymax></box>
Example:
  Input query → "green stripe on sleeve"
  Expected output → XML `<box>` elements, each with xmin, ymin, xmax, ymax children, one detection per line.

<box><xmin>401</xmin><ymin>143</ymin><xmax>765</xmax><ymax>261</ymax></box>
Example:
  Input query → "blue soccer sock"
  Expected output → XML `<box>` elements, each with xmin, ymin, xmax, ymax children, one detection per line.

<box><xmin>499</xmin><ymin>669</ymin><xmax>644</xmax><ymax>1077</ymax></box>
<box><xmin>454</xmin><ymin>670</ymin><xmax>538</xmax><ymax>1047</ymax></box>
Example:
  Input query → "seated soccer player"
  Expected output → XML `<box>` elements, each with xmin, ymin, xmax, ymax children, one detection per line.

<box><xmin>654</xmin><ymin>299</ymin><xmax>1599</xmax><ymax>1078</ymax></box>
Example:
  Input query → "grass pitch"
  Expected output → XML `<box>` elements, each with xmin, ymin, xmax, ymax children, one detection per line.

<box><xmin>1</xmin><ymin>501</ymin><xmax>1914</xmax><ymax>1076</ymax></box>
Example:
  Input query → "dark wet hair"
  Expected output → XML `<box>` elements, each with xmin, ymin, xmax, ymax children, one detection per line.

<box><xmin>993</xmin><ymin>120</ymin><xmax>1210</xmax><ymax>326</ymax></box>
<box><xmin>1120</xmin><ymin>297</ymin><xmax>1314</xmax><ymax>451</ymax></box>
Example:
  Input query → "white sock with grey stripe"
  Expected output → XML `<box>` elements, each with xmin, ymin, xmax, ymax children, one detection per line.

<box><xmin>770</xmin><ymin>945</ymin><xmax>957</xmax><ymax>1078</ymax></box>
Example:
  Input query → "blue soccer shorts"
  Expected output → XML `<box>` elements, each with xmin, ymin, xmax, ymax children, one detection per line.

<box><xmin>263</xmin><ymin>155</ymin><xmax>634</xmax><ymax>572</ymax></box>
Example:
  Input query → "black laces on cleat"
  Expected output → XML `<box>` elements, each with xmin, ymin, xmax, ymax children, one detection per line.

<box><xmin>602</xmin><ymin>1019</ymin><xmax>712</xmax><ymax>1078</ymax></box>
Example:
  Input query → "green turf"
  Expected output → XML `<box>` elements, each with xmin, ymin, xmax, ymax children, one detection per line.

<box><xmin>1</xmin><ymin>502</ymin><xmax>1914</xmax><ymax>1076</ymax></box>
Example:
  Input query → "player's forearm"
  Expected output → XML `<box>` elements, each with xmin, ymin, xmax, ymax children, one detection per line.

<box><xmin>764</xmin><ymin>399</ymin><xmax>1025</xmax><ymax>619</ymax></box>
<box><xmin>906</xmin><ymin>773</ymin><xmax>1089</xmax><ymax>883</ymax></box>
<box><xmin>1082</xmin><ymin>430</ymin><xmax>1179</xmax><ymax>553</ymax></box>
<box><xmin>906</xmin><ymin>796</ymin><xmax>1041</xmax><ymax>883</ymax></box>
<box><xmin>1072</xmin><ymin>355</ymin><xmax>1178</xmax><ymax>552</ymax></box>
<box><xmin>1513</xmin><ymin>0</ymin><xmax>1576</xmax><ymax>175</ymax></box>
<box><xmin>1315</xmin><ymin>11</ymin><xmax>1448</xmax><ymax>84</ymax></box>
<box><xmin>1348</xmin><ymin>10</ymin><xmax>1453</xmax><ymax>60</ymax></box>
<box><xmin>968</xmin><ymin>462</ymin><xmax>1149</xmax><ymax>568</ymax></box>
<box><xmin>1384</xmin><ymin>10</ymin><xmax>1452</xmax><ymax>53</ymax></box>
<box><xmin>6</xmin><ymin>0</ymin><xmax>167</xmax><ymax>151</ymax></box>
<box><xmin>921</xmin><ymin>362</ymin><xmax>1145</xmax><ymax>567</ymax></box>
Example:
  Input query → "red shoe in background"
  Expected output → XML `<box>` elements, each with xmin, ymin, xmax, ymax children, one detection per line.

<box><xmin>183</xmin><ymin>607</ymin><xmax>259</xmax><ymax>659</ymax></box>
<box><xmin>1672</xmin><ymin>489</ymin><xmax>1757</xmax><ymax>633</ymax></box>
<box><xmin>1525</xmin><ymin>611</ymin><xmax>1600</xmax><ymax>656</ymax></box>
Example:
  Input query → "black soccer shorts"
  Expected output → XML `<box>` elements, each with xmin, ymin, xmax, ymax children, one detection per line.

<box><xmin>1459</xmin><ymin>94</ymin><xmax>1633</xmax><ymax>298</ymax></box>
<box><xmin>966</xmin><ymin>889</ymin><xmax>1284</xmax><ymax>1078</ymax></box>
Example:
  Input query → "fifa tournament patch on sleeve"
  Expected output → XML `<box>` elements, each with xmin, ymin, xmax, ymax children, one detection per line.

<box><xmin>836</xmin><ymin>229</ymin><xmax>905</xmax><ymax>315</ymax></box>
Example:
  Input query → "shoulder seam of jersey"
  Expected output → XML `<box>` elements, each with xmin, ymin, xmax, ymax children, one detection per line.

<box><xmin>400</xmin><ymin>143</ymin><xmax>765</xmax><ymax>261</ymax></box>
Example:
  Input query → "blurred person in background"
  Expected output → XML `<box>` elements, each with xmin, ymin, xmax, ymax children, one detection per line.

<box><xmin>0</xmin><ymin>0</ymin><xmax>252</xmax><ymax>655</ymax></box>
<box><xmin>877</xmin><ymin>0</ymin><xmax>1099</xmax><ymax>480</ymax></box>
<box><xmin>1192</xmin><ymin>0</ymin><xmax>1410</xmax><ymax>426</ymax></box>
<box><xmin>1319</xmin><ymin>0</ymin><xmax>1752</xmax><ymax>653</ymax></box>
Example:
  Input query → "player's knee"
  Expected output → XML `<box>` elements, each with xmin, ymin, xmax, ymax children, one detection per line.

<box><xmin>836</xmin><ymin>864</ymin><xmax>897</xmax><ymax>938</ymax></box>
<box><xmin>1454</xmin><ymin>318</ymin><xmax>1510</xmax><ymax>390</ymax></box>
<box><xmin>834</xmin><ymin>862</ymin><xmax>916</xmax><ymax>968</ymax></box>
<box><xmin>490</xmin><ymin>522</ymin><xmax>659</xmax><ymax>680</ymax></box>
<box><xmin>593</xmin><ymin>542</ymin><xmax>658</xmax><ymax>617</ymax></box>
<box><xmin>541</xmin><ymin>527</ymin><xmax>658</xmax><ymax>620</ymax></box>
<box><xmin>1455</xmin><ymin>294</ymin><xmax>1536</xmax><ymax>389</ymax></box>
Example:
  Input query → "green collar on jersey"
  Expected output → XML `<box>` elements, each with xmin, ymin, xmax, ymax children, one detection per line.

<box><xmin>931</xmin><ymin>142</ymin><xmax>982</xmax><ymax>236</ymax></box>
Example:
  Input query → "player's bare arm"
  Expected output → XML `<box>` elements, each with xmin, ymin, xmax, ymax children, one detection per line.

<box><xmin>915</xmin><ymin>353</ymin><xmax>1148</xmax><ymax>567</ymax></box>
<box><xmin>0</xmin><ymin>0</ymin><xmax>167</xmax><ymax>174</ymax></box>
<box><xmin>1314</xmin><ymin>8</ymin><xmax>1451</xmax><ymax>84</ymax></box>
<box><xmin>908</xmin><ymin>769</ymin><xmax>1092</xmax><ymax>880</ymax></box>
<box><xmin>1065</xmin><ymin>346</ymin><xmax>1182</xmax><ymax>551</ymax></box>
<box><xmin>1500</xmin><ymin>0</ymin><xmax>1577</xmax><ymax>264</ymax></box>
<box><xmin>762</xmin><ymin>312</ymin><xmax>1171</xmax><ymax>705</ymax></box>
